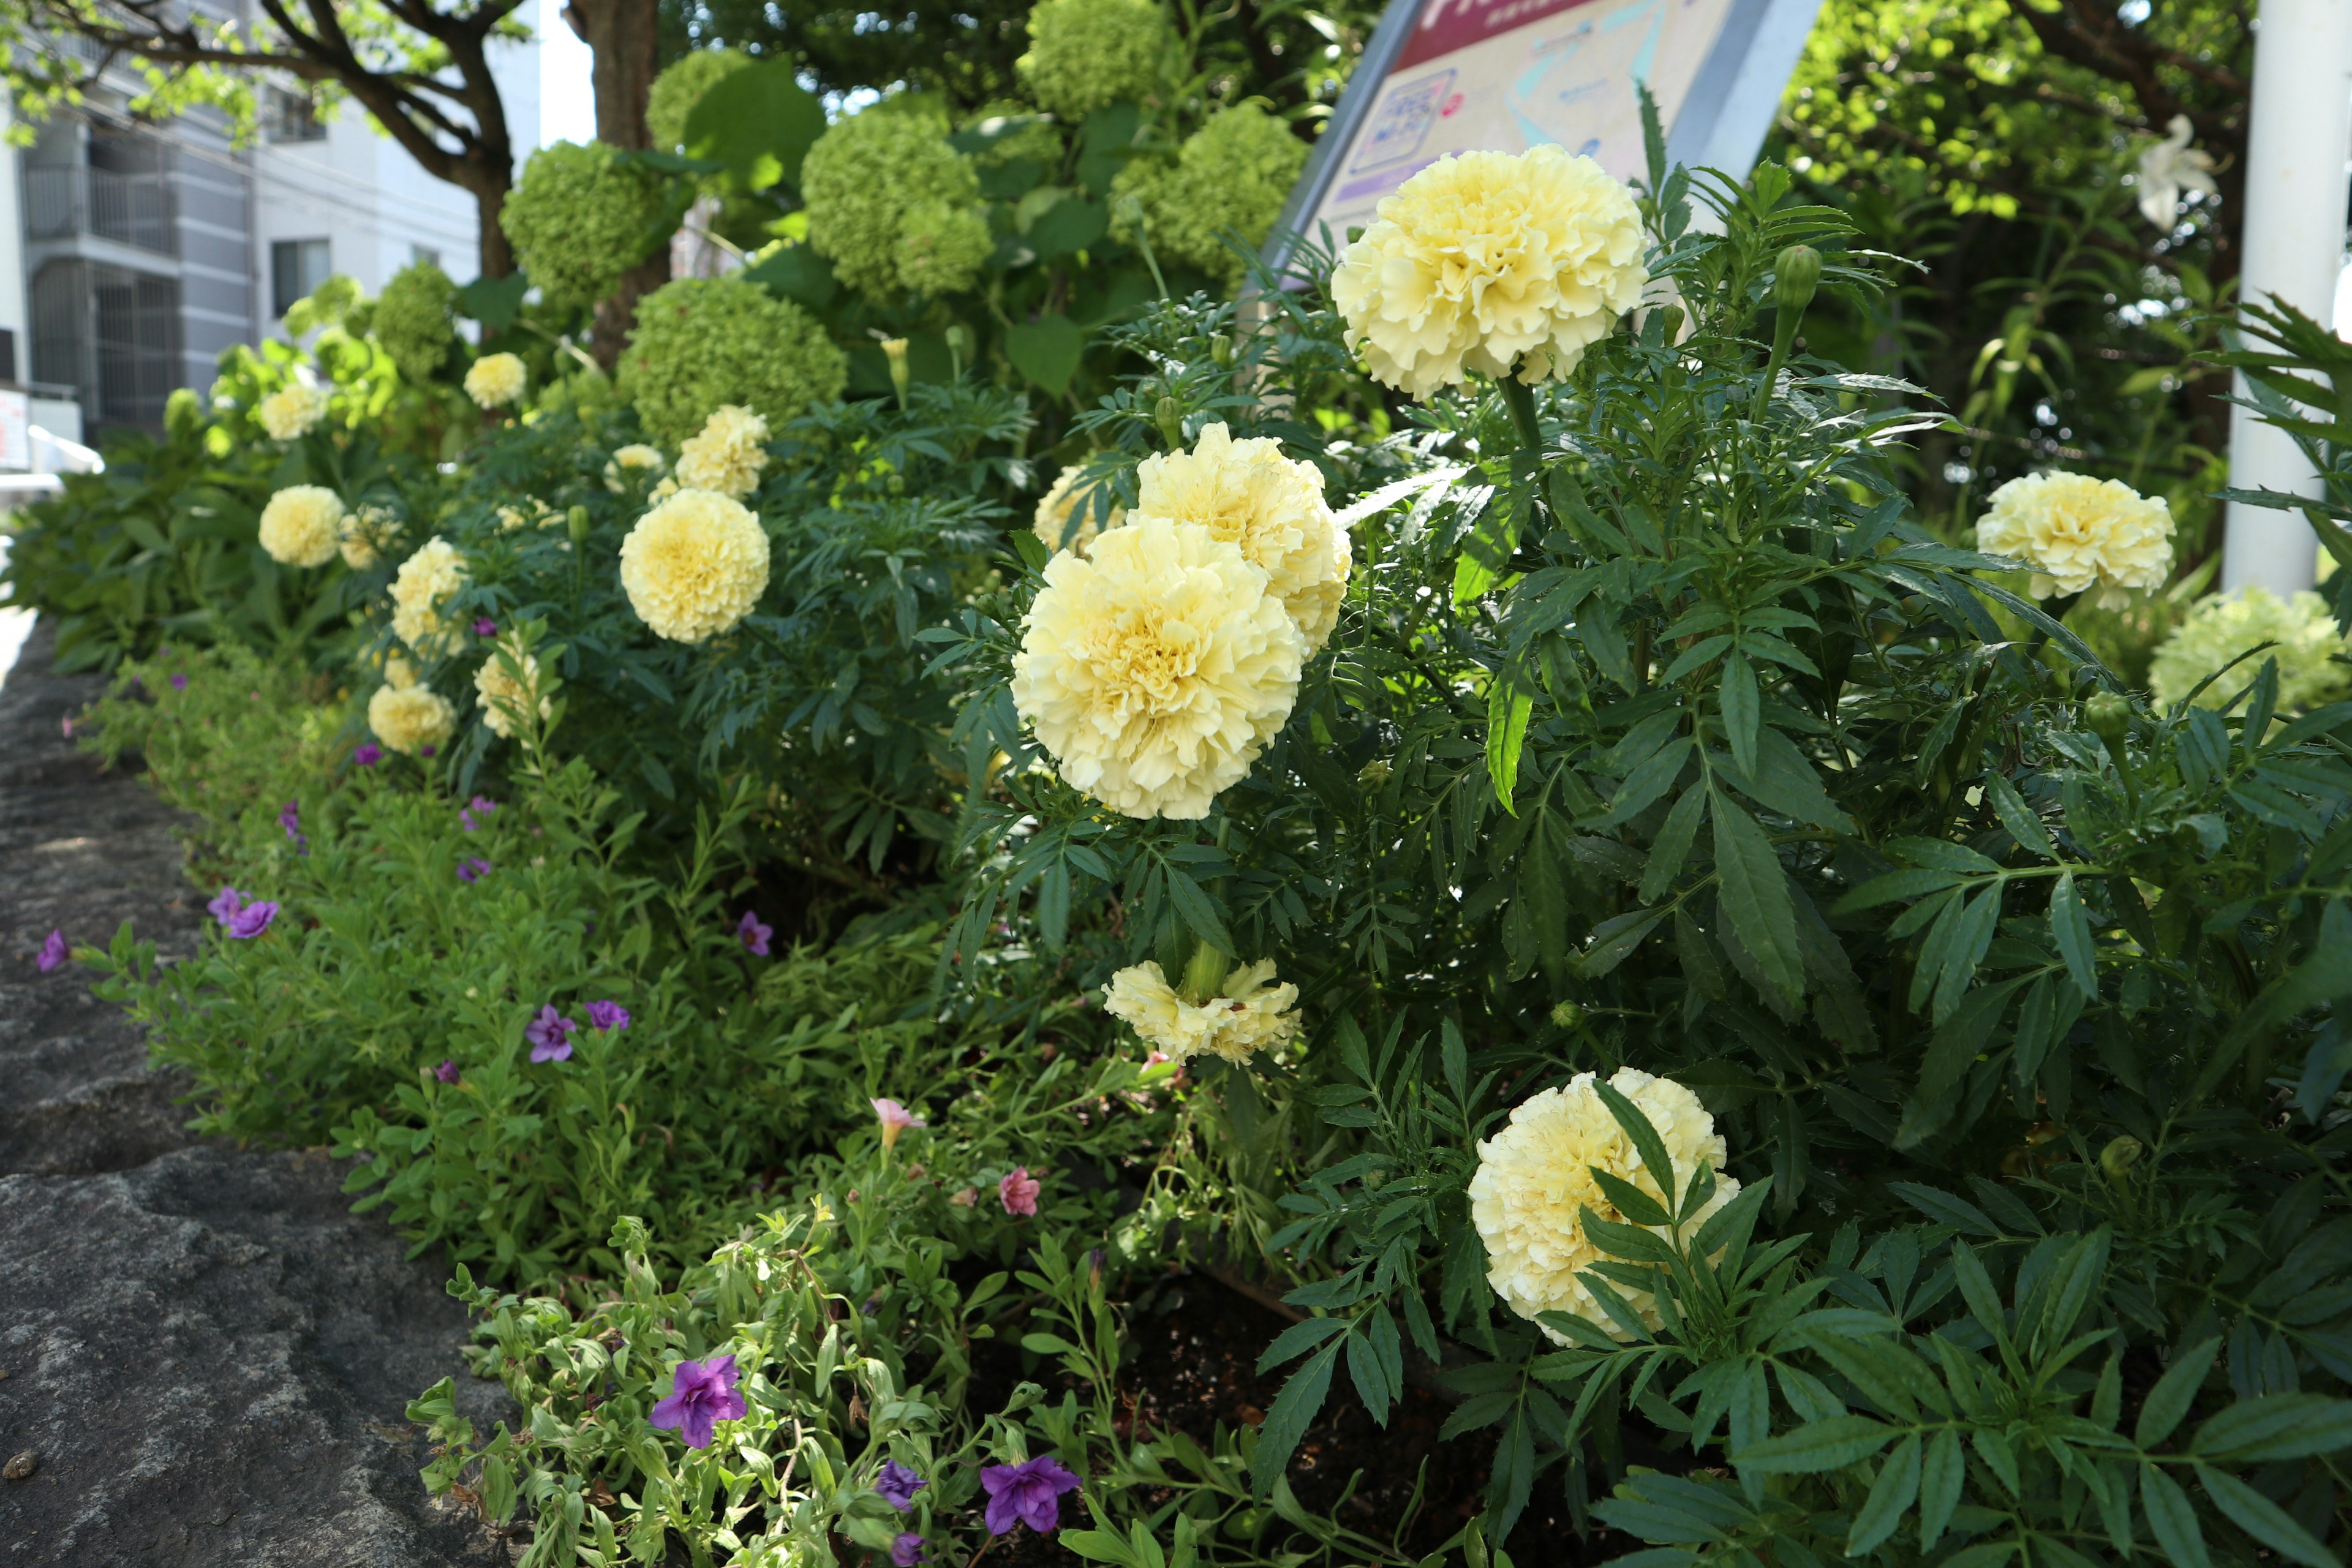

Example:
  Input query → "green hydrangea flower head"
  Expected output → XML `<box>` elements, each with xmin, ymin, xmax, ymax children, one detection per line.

<box><xmin>648</xmin><ymin>49</ymin><xmax>754</xmax><ymax>152</ymax></box>
<box><xmin>372</xmin><ymin>259</ymin><xmax>458</xmax><ymax>385</ymax></box>
<box><xmin>1017</xmin><ymin>0</ymin><xmax>1173</xmax><ymax>119</ymax></box>
<box><xmin>619</xmin><ymin>276</ymin><xmax>848</xmax><ymax>444</ymax></box>
<box><xmin>2148</xmin><ymin>587</ymin><xmax>2351</xmax><ymax>712</ymax></box>
<box><xmin>1110</xmin><ymin>102</ymin><xmax>1308</xmax><ymax>285</ymax></box>
<box><xmin>502</xmin><ymin>141</ymin><xmax>668</xmax><ymax>311</ymax></box>
<box><xmin>801</xmin><ymin>111</ymin><xmax>989</xmax><ymax>300</ymax></box>
<box><xmin>284</xmin><ymin>273</ymin><xmax>363</xmax><ymax>337</ymax></box>
<box><xmin>962</xmin><ymin>99</ymin><xmax>1065</xmax><ymax>168</ymax></box>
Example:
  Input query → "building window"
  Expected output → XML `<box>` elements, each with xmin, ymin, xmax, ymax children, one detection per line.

<box><xmin>265</xmin><ymin>86</ymin><xmax>326</xmax><ymax>143</ymax></box>
<box><xmin>411</xmin><ymin>244</ymin><xmax>442</xmax><ymax>270</ymax></box>
<box><xmin>271</xmin><ymin>238</ymin><xmax>331</xmax><ymax>318</ymax></box>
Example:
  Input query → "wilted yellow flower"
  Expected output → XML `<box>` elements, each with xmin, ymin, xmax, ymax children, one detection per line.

<box><xmin>1134</xmin><ymin>423</ymin><xmax>1351</xmax><ymax>652</ymax></box>
<box><xmin>1034</xmin><ymin>468</ymin><xmax>1126</xmax><ymax>555</ymax></box>
<box><xmin>474</xmin><ymin>645</ymin><xmax>551</xmax><ymax>738</ymax></box>
<box><xmin>2149</xmin><ymin>587</ymin><xmax>2350</xmax><ymax>712</ymax></box>
<box><xmin>496</xmin><ymin>499</ymin><xmax>559</xmax><ymax>533</ymax></box>
<box><xmin>674</xmin><ymin>404</ymin><xmax>770</xmax><ymax>498</ymax></box>
<box><xmin>605</xmin><ymin>443</ymin><xmax>668</xmax><ymax>492</ymax></box>
<box><xmin>1101</xmin><ymin>959</ymin><xmax>1298</xmax><ymax>1065</ymax></box>
<box><xmin>257</xmin><ymin>382</ymin><xmax>330</xmax><ymax>441</ymax></box>
<box><xmin>257</xmin><ymin>485</ymin><xmax>345</xmax><ymax>568</ymax></box>
<box><xmin>619</xmin><ymin>489</ymin><xmax>771</xmax><ymax>643</ymax></box>
<box><xmin>1332</xmin><ymin>146</ymin><xmax>1646</xmax><ymax>399</ymax></box>
<box><xmin>390</xmin><ymin>537</ymin><xmax>469</xmax><ymax>657</ymax></box>
<box><xmin>1012</xmin><ymin>515</ymin><xmax>1303</xmax><ymax>820</ymax></box>
<box><xmin>366</xmin><ymin>683</ymin><xmax>456</xmax><ymax>755</ymax></box>
<box><xmin>465</xmin><ymin>352</ymin><xmax>527</xmax><ymax>409</ymax></box>
<box><xmin>1469</xmin><ymin>1067</ymin><xmax>1738</xmax><ymax>1341</ymax></box>
<box><xmin>1976</xmin><ymin>472</ymin><xmax>2174</xmax><ymax>610</ymax></box>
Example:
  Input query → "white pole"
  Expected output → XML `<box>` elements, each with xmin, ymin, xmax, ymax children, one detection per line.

<box><xmin>2222</xmin><ymin>0</ymin><xmax>2352</xmax><ymax>598</ymax></box>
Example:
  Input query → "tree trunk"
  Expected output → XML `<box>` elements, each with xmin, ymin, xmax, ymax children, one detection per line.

<box><xmin>565</xmin><ymin>0</ymin><xmax>668</xmax><ymax>368</ymax></box>
<box><xmin>472</xmin><ymin>175</ymin><xmax>515</xmax><ymax>282</ymax></box>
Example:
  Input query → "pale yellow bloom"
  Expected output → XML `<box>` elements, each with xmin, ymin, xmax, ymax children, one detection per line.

<box><xmin>257</xmin><ymin>485</ymin><xmax>345</xmax><ymax>568</ymax></box>
<box><xmin>605</xmin><ymin>443</ymin><xmax>668</xmax><ymax>492</ymax></box>
<box><xmin>339</xmin><ymin>505</ymin><xmax>393</xmax><ymax>570</ymax></box>
<box><xmin>257</xmin><ymin>382</ymin><xmax>330</xmax><ymax>440</ymax></box>
<box><xmin>496</xmin><ymin>500</ymin><xmax>559</xmax><ymax>533</ymax></box>
<box><xmin>1332</xmin><ymin>145</ymin><xmax>1646</xmax><ymax>399</ymax></box>
<box><xmin>465</xmin><ymin>352</ymin><xmax>527</xmax><ymax>409</ymax></box>
<box><xmin>366</xmin><ymin>683</ymin><xmax>456</xmax><ymax>755</ymax></box>
<box><xmin>383</xmin><ymin>652</ymin><xmax>420</xmax><ymax>690</ymax></box>
<box><xmin>390</xmin><ymin>537</ymin><xmax>469</xmax><ymax>657</ymax></box>
<box><xmin>1469</xmin><ymin>1068</ymin><xmax>1738</xmax><ymax>1342</ymax></box>
<box><xmin>2149</xmin><ymin>587</ymin><xmax>2351</xmax><ymax>712</ymax></box>
<box><xmin>1976</xmin><ymin>472</ymin><xmax>2174</xmax><ymax>611</ymax></box>
<box><xmin>674</xmin><ymin>405</ymin><xmax>770</xmax><ymax>499</ymax></box>
<box><xmin>1034</xmin><ymin>468</ymin><xmax>1126</xmax><ymax>555</ymax></box>
<box><xmin>1101</xmin><ymin>959</ymin><xmax>1298</xmax><ymax>1065</ymax></box>
<box><xmin>619</xmin><ymin>489</ymin><xmax>771</xmax><ymax>643</ymax></box>
<box><xmin>474</xmin><ymin>645</ymin><xmax>551</xmax><ymax>738</ymax></box>
<box><xmin>1012</xmin><ymin>515</ymin><xmax>1303</xmax><ymax>820</ymax></box>
<box><xmin>1134</xmin><ymin>423</ymin><xmax>1351</xmax><ymax>652</ymax></box>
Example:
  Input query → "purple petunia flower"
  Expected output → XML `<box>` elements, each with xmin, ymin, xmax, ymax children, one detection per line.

<box><xmin>472</xmin><ymin>617</ymin><xmax>497</xmax><ymax>638</ymax></box>
<box><xmin>208</xmin><ymin>886</ymin><xmax>278</xmax><ymax>940</ymax></box>
<box><xmin>459</xmin><ymin>795</ymin><xmax>499</xmax><ymax>832</ymax></box>
<box><xmin>649</xmin><ymin>1354</ymin><xmax>747</xmax><ymax>1450</ymax></box>
<box><xmin>586</xmin><ymin>1000</ymin><xmax>630</xmax><ymax>1033</ymax></box>
<box><xmin>525</xmin><ymin>1005</ymin><xmax>576</xmax><ymax>1063</ymax></box>
<box><xmin>979</xmin><ymin>1455</ymin><xmax>1081</xmax><ymax>1536</ymax></box>
<box><xmin>36</xmin><ymin>929</ymin><xmax>67</xmax><ymax>973</ymax></box>
<box><xmin>434</xmin><ymin>1059</ymin><xmax>461</xmax><ymax>1084</ymax></box>
<box><xmin>891</xmin><ymin>1534</ymin><xmax>928</xmax><ymax>1567</ymax></box>
<box><xmin>875</xmin><ymin>1460</ymin><xmax>927</xmax><ymax>1511</ymax></box>
<box><xmin>737</xmin><ymin>910</ymin><xmax>772</xmax><ymax>957</ymax></box>
<box><xmin>353</xmin><ymin>743</ymin><xmax>383</xmax><ymax>768</ymax></box>
<box><xmin>458</xmin><ymin>857</ymin><xmax>492</xmax><ymax>883</ymax></box>
<box><xmin>170</xmin><ymin>673</ymin><xmax>189</xmax><ymax>692</ymax></box>
<box><xmin>277</xmin><ymin>800</ymin><xmax>307</xmax><ymax>850</ymax></box>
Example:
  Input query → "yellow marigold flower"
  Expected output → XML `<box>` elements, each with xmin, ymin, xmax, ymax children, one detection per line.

<box><xmin>383</xmin><ymin>651</ymin><xmax>420</xmax><ymax>690</ymax></box>
<box><xmin>619</xmin><ymin>489</ymin><xmax>771</xmax><ymax>643</ymax></box>
<box><xmin>366</xmin><ymin>683</ymin><xmax>456</xmax><ymax>756</ymax></box>
<box><xmin>1101</xmin><ymin>959</ymin><xmax>1299</xmax><ymax>1065</ymax></box>
<box><xmin>257</xmin><ymin>485</ymin><xmax>345</xmax><ymax>568</ymax></box>
<box><xmin>339</xmin><ymin>505</ymin><xmax>394</xmax><ymax>569</ymax></box>
<box><xmin>1469</xmin><ymin>1067</ymin><xmax>1738</xmax><ymax>1342</ymax></box>
<box><xmin>1976</xmin><ymin>472</ymin><xmax>2174</xmax><ymax>611</ymax></box>
<box><xmin>2149</xmin><ymin>587</ymin><xmax>2350</xmax><ymax>712</ymax></box>
<box><xmin>465</xmin><ymin>352</ymin><xmax>527</xmax><ymax>410</ymax></box>
<box><xmin>1332</xmin><ymin>145</ymin><xmax>1646</xmax><ymax>400</ymax></box>
<box><xmin>1011</xmin><ymin>515</ymin><xmax>1304</xmax><ymax>820</ymax></box>
<box><xmin>390</xmin><ymin>537</ymin><xmax>469</xmax><ymax>658</ymax></box>
<box><xmin>605</xmin><ymin>443</ymin><xmax>668</xmax><ymax>492</ymax></box>
<box><xmin>1134</xmin><ymin>422</ymin><xmax>1351</xmax><ymax>652</ymax></box>
<box><xmin>474</xmin><ymin>645</ymin><xmax>551</xmax><ymax>738</ymax></box>
<box><xmin>257</xmin><ymin>382</ymin><xmax>330</xmax><ymax>441</ymax></box>
<box><xmin>496</xmin><ymin>499</ymin><xmax>559</xmax><ymax>533</ymax></box>
<box><xmin>1034</xmin><ymin>468</ymin><xmax>1125</xmax><ymax>555</ymax></box>
<box><xmin>675</xmin><ymin>405</ymin><xmax>771</xmax><ymax>499</ymax></box>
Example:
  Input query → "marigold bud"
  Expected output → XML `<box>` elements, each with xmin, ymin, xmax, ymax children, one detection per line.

<box><xmin>881</xmin><ymin>337</ymin><xmax>911</xmax><ymax>402</ymax></box>
<box><xmin>1549</xmin><ymin>1000</ymin><xmax>1586</xmax><ymax>1030</ymax></box>
<box><xmin>1773</xmin><ymin>245</ymin><xmax>1822</xmax><ymax>315</ymax></box>
<box><xmin>2098</xmin><ymin>1135</ymin><xmax>2143</xmax><ymax>1180</ymax></box>
<box><xmin>1154</xmin><ymin>395</ymin><xmax>1185</xmax><ymax>450</ymax></box>
<box><xmin>2084</xmin><ymin>690</ymin><xmax>2133</xmax><ymax>747</ymax></box>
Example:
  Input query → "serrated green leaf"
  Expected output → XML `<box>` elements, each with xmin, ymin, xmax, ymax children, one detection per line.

<box><xmin>2051</xmin><ymin>872</ymin><xmax>2097</xmax><ymax>998</ymax></box>
<box><xmin>1710</xmin><ymin>790</ymin><xmax>1803</xmax><ymax>1005</ymax></box>
<box><xmin>2198</xmin><ymin>1464</ymin><xmax>2341</xmax><ymax>1568</ymax></box>
<box><xmin>2136</xmin><ymin>1338</ymin><xmax>2222</xmax><ymax>1449</ymax></box>
<box><xmin>2140</xmin><ymin>1464</ymin><xmax>2212</xmax><ymax>1568</ymax></box>
<box><xmin>1733</xmin><ymin>1415</ymin><xmax>1896</xmax><ymax>1474</ymax></box>
<box><xmin>1847</xmin><ymin>1431</ymin><xmax>1921</xmax><ymax>1555</ymax></box>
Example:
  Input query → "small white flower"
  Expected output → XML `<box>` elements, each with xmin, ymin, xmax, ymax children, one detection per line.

<box><xmin>2136</xmin><ymin>115</ymin><xmax>2217</xmax><ymax>230</ymax></box>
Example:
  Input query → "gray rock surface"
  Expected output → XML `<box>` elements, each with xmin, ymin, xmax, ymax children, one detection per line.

<box><xmin>0</xmin><ymin>622</ymin><xmax>507</xmax><ymax>1566</ymax></box>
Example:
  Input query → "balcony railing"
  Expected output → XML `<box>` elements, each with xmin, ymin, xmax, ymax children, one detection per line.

<box><xmin>24</xmin><ymin>165</ymin><xmax>176</xmax><ymax>257</ymax></box>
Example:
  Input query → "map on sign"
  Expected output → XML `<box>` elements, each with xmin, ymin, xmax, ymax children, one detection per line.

<box><xmin>1276</xmin><ymin>0</ymin><xmax>1822</xmax><ymax>259</ymax></box>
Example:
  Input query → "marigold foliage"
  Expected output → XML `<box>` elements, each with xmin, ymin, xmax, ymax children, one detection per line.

<box><xmin>257</xmin><ymin>485</ymin><xmax>344</xmax><ymax>568</ymax></box>
<box><xmin>1016</xmin><ymin>0</ymin><xmax>1171</xmax><ymax>119</ymax></box>
<box><xmin>647</xmin><ymin>50</ymin><xmax>753</xmax><ymax>152</ymax></box>
<box><xmin>1468</xmin><ymin>1068</ymin><xmax>1738</xmax><ymax>1340</ymax></box>
<box><xmin>1033</xmin><ymin>468</ymin><xmax>1125</xmax><ymax>554</ymax></box>
<box><xmin>619</xmin><ymin>489</ymin><xmax>772</xmax><ymax>643</ymax></box>
<box><xmin>390</xmin><ymin>537</ymin><xmax>468</xmax><ymax>657</ymax></box>
<box><xmin>1101</xmin><ymin>959</ymin><xmax>1299</xmax><ymax>1064</ymax></box>
<box><xmin>366</xmin><ymin>682</ymin><xmax>456</xmax><ymax>755</ymax></box>
<box><xmin>620</xmin><ymin>277</ymin><xmax>847</xmax><ymax>446</ymax></box>
<box><xmin>1332</xmin><ymin>145</ymin><xmax>1647</xmax><ymax>399</ymax></box>
<box><xmin>501</xmin><ymin>141</ymin><xmax>668</xmax><ymax>312</ymax></box>
<box><xmin>1133</xmin><ymin>421</ymin><xmax>1350</xmax><ymax>652</ymax></box>
<box><xmin>1975</xmin><ymin>470</ymin><xmax>2174</xmax><ymax>609</ymax></box>
<box><xmin>475</xmin><ymin>647</ymin><xmax>551</xmax><ymax>738</ymax></box>
<box><xmin>800</xmin><ymin>112</ymin><xmax>989</xmax><ymax>300</ymax></box>
<box><xmin>340</xmin><ymin>505</ymin><xmax>394</xmax><ymax>570</ymax></box>
<box><xmin>1110</xmin><ymin>104</ymin><xmax>1306</xmax><ymax>286</ymax></box>
<box><xmin>1012</xmin><ymin>514</ymin><xmax>1303</xmax><ymax>820</ymax></box>
<box><xmin>2149</xmin><ymin>586</ymin><xmax>2350</xmax><ymax>711</ymax></box>
<box><xmin>373</xmin><ymin>260</ymin><xmax>459</xmax><ymax>386</ymax></box>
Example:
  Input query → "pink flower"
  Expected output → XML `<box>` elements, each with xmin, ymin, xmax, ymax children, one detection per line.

<box><xmin>999</xmin><ymin>1167</ymin><xmax>1040</xmax><ymax>1217</ymax></box>
<box><xmin>36</xmin><ymin>930</ymin><xmax>67</xmax><ymax>972</ymax></box>
<box><xmin>872</xmin><ymin>1098</ymin><xmax>927</xmax><ymax>1150</ymax></box>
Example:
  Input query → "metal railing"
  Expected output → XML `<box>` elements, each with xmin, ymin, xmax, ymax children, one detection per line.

<box><xmin>23</xmin><ymin>165</ymin><xmax>176</xmax><ymax>256</ymax></box>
